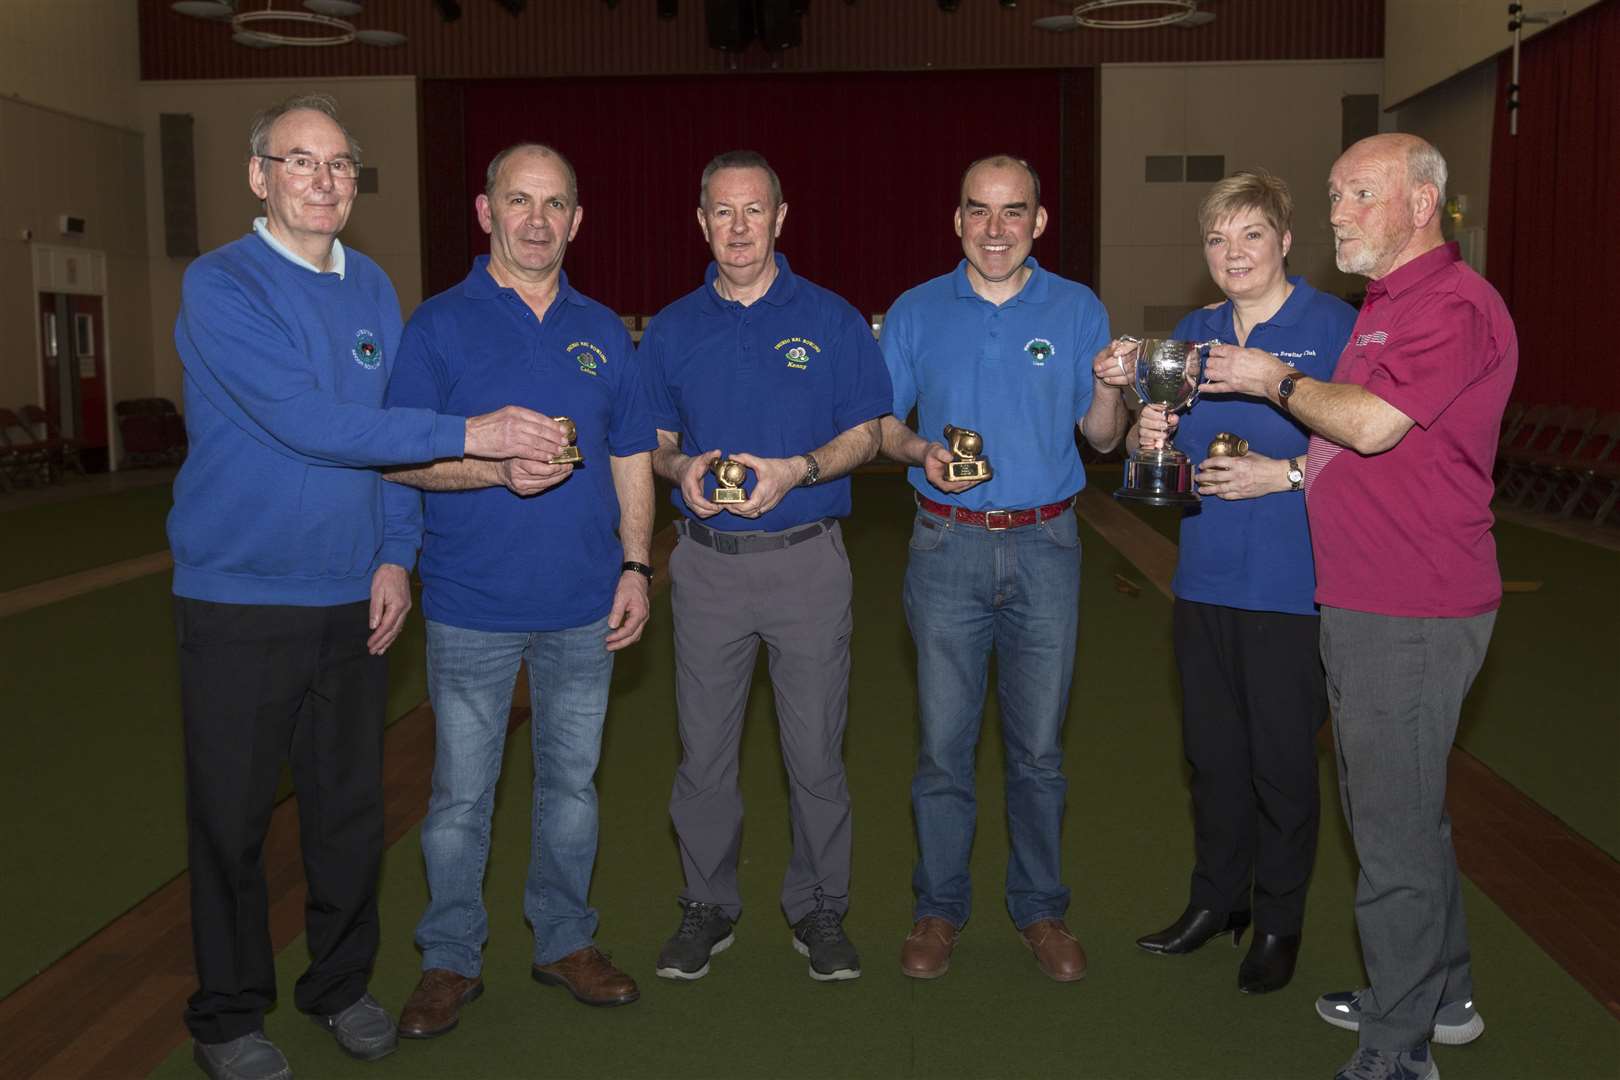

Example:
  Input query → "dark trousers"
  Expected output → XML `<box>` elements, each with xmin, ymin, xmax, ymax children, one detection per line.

<box><xmin>175</xmin><ymin>596</ymin><xmax>387</xmax><ymax>1044</ymax></box>
<box><xmin>1173</xmin><ymin>599</ymin><xmax>1327</xmax><ymax>935</ymax></box>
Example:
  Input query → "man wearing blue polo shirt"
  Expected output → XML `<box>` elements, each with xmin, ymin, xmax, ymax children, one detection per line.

<box><xmin>878</xmin><ymin>154</ymin><xmax>1128</xmax><ymax>982</ymax></box>
<box><xmin>641</xmin><ymin>150</ymin><xmax>892</xmax><ymax>983</ymax></box>
<box><xmin>382</xmin><ymin>144</ymin><xmax>656</xmax><ymax>1036</ymax></box>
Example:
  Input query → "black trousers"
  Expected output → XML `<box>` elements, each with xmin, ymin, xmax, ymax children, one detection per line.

<box><xmin>175</xmin><ymin>597</ymin><xmax>387</xmax><ymax>1044</ymax></box>
<box><xmin>1173</xmin><ymin>598</ymin><xmax>1327</xmax><ymax>935</ymax></box>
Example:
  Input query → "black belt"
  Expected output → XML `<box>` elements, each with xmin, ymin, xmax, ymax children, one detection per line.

<box><xmin>679</xmin><ymin>517</ymin><xmax>834</xmax><ymax>555</ymax></box>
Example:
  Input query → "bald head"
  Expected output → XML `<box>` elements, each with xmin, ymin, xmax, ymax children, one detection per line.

<box><xmin>1328</xmin><ymin>134</ymin><xmax>1448</xmax><ymax>280</ymax></box>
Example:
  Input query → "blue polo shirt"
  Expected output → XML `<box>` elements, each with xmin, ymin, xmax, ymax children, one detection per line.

<box><xmin>881</xmin><ymin>258</ymin><xmax>1111</xmax><ymax>510</ymax></box>
<box><xmin>639</xmin><ymin>254</ymin><xmax>893</xmax><ymax>532</ymax></box>
<box><xmin>1170</xmin><ymin>278</ymin><xmax>1355</xmax><ymax>615</ymax></box>
<box><xmin>384</xmin><ymin>258</ymin><xmax>657</xmax><ymax>632</ymax></box>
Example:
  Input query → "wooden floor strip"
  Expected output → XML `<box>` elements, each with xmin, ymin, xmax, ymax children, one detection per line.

<box><xmin>0</xmin><ymin>551</ymin><xmax>173</xmax><ymax>619</ymax></box>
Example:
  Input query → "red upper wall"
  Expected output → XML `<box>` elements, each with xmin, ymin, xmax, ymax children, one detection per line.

<box><xmin>140</xmin><ymin>0</ymin><xmax>1383</xmax><ymax>81</ymax></box>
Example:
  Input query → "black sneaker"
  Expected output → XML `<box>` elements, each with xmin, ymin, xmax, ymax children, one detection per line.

<box><xmin>655</xmin><ymin>900</ymin><xmax>735</xmax><ymax>981</ymax></box>
<box><xmin>791</xmin><ymin>903</ymin><xmax>861</xmax><ymax>982</ymax></box>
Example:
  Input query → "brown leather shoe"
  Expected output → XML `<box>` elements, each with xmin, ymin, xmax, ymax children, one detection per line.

<box><xmin>900</xmin><ymin>917</ymin><xmax>958</xmax><ymax>979</ymax></box>
<box><xmin>398</xmin><ymin>969</ymin><xmax>484</xmax><ymax>1039</ymax></box>
<box><xmin>532</xmin><ymin>946</ymin><xmax>640</xmax><ymax>1007</ymax></box>
<box><xmin>1020</xmin><ymin>919</ymin><xmax>1087</xmax><ymax>982</ymax></box>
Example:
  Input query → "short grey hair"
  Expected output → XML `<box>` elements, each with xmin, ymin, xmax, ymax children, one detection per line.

<box><xmin>700</xmin><ymin>150</ymin><xmax>783</xmax><ymax>210</ymax></box>
<box><xmin>247</xmin><ymin>93</ymin><xmax>361</xmax><ymax>162</ymax></box>
<box><xmin>1405</xmin><ymin>140</ymin><xmax>1448</xmax><ymax>204</ymax></box>
<box><xmin>483</xmin><ymin>143</ymin><xmax>579</xmax><ymax>206</ymax></box>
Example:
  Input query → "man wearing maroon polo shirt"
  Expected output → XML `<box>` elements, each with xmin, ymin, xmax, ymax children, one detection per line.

<box><xmin>1202</xmin><ymin>133</ymin><xmax>1516</xmax><ymax>1080</ymax></box>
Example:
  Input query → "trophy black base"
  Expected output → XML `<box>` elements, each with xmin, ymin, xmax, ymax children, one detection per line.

<box><xmin>713</xmin><ymin>488</ymin><xmax>746</xmax><ymax>503</ymax></box>
<box><xmin>550</xmin><ymin>447</ymin><xmax>583</xmax><ymax>465</ymax></box>
<box><xmin>949</xmin><ymin>460</ymin><xmax>991</xmax><ymax>482</ymax></box>
<box><xmin>1116</xmin><ymin>451</ymin><xmax>1199</xmax><ymax>507</ymax></box>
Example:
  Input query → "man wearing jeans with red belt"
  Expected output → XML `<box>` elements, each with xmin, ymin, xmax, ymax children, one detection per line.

<box><xmin>877</xmin><ymin>154</ymin><xmax>1128</xmax><ymax>980</ymax></box>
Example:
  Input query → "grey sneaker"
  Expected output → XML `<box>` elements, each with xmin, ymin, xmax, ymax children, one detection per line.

<box><xmin>1316</xmin><ymin>988</ymin><xmax>1484</xmax><ymax>1045</ymax></box>
<box><xmin>791</xmin><ymin>902</ymin><xmax>861</xmax><ymax>982</ymax></box>
<box><xmin>1333</xmin><ymin>1045</ymin><xmax>1439</xmax><ymax>1080</ymax></box>
<box><xmin>655</xmin><ymin>900</ymin><xmax>735</xmax><ymax>980</ymax></box>
<box><xmin>192</xmin><ymin>1032</ymin><xmax>292</xmax><ymax>1080</ymax></box>
<box><xmin>311</xmin><ymin>992</ymin><xmax>398</xmax><ymax>1061</ymax></box>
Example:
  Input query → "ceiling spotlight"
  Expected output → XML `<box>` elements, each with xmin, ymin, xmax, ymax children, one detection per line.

<box><xmin>171</xmin><ymin>1</ymin><xmax>234</xmax><ymax>18</ymax></box>
<box><xmin>302</xmin><ymin>0</ymin><xmax>362</xmax><ymax>15</ymax></box>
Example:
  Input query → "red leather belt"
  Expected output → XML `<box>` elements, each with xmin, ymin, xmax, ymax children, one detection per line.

<box><xmin>915</xmin><ymin>493</ymin><xmax>1075</xmax><ymax>531</ymax></box>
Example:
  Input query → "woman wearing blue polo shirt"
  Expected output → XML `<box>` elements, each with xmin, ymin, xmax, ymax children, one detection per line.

<box><xmin>1129</xmin><ymin>171</ymin><xmax>1356</xmax><ymax>994</ymax></box>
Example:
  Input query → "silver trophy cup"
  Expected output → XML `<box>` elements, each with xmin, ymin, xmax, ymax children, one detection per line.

<box><xmin>1114</xmin><ymin>336</ymin><xmax>1219</xmax><ymax>507</ymax></box>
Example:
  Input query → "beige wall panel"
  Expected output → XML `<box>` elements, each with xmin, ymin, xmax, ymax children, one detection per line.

<box><xmin>0</xmin><ymin>0</ymin><xmax>142</xmax><ymax>129</ymax></box>
<box><xmin>1385</xmin><ymin>0</ymin><xmax>1601</xmax><ymax>108</ymax></box>
<box><xmin>1098</xmin><ymin>246</ymin><xmax>1191</xmax><ymax>336</ymax></box>
<box><xmin>0</xmin><ymin>99</ymin><xmax>152</xmax><ymax>422</ymax></box>
<box><xmin>1099</xmin><ymin>67</ymin><xmax>1190</xmax><ymax>250</ymax></box>
<box><xmin>136</xmin><ymin>77</ymin><xmax>422</xmax><ymax>401</ymax></box>
<box><xmin>1100</xmin><ymin>60</ymin><xmax>1384</xmax><ymax>341</ymax></box>
<box><xmin>1392</xmin><ymin>60</ymin><xmax>1496</xmax><ymax>231</ymax></box>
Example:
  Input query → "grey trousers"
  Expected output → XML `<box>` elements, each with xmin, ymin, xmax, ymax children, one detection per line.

<box><xmin>1320</xmin><ymin>605</ymin><xmax>1496</xmax><ymax>1052</ymax></box>
<box><xmin>667</xmin><ymin>520</ymin><xmax>855</xmax><ymax>924</ymax></box>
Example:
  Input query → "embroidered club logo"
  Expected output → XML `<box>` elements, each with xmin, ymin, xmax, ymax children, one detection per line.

<box><xmin>1025</xmin><ymin>338</ymin><xmax>1054</xmax><ymax>366</ymax></box>
<box><xmin>567</xmin><ymin>340</ymin><xmax>607</xmax><ymax>376</ymax></box>
<box><xmin>352</xmin><ymin>329</ymin><xmax>382</xmax><ymax>369</ymax></box>
<box><xmin>775</xmin><ymin>336</ymin><xmax>821</xmax><ymax>370</ymax></box>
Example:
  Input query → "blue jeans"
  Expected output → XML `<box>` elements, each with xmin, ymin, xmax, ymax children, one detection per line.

<box><xmin>415</xmin><ymin>616</ymin><xmax>613</xmax><ymax>974</ymax></box>
<box><xmin>903</xmin><ymin>507</ymin><xmax>1080</xmax><ymax>929</ymax></box>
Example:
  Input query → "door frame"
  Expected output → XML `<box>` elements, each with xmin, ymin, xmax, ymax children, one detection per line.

<box><xmin>32</xmin><ymin>245</ymin><xmax>117</xmax><ymax>470</ymax></box>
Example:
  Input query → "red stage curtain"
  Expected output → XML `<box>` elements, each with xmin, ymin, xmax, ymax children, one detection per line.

<box><xmin>1487</xmin><ymin>0</ymin><xmax>1620</xmax><ymax>409</ymax></box>
<box><xmin>422</xmin><ymin>70</ymin><xmax>1089</xmax><ymax>321</ymax></box>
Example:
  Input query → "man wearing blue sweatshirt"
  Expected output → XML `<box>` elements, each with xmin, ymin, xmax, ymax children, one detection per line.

<box><xmin>170</xmin><ymin>95</ymin><xmax>566</xmax><ymax>1080</ymax></box>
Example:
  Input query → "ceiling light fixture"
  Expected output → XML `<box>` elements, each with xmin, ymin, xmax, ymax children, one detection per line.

<box><xmin>171</xmin><ymin>1</ymin><xmax>407</xmax><ymax>48</ymax></box>
<box><xmin>1035</xmin><ymin>1</ymin><xmax>1212</xmax><ymax>32</ymax></box>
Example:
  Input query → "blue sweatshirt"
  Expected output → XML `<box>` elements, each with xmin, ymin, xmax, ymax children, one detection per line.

<box><xmin>169</xmin><ymin>232</ymin><xmax>466</xmax><ymax>606</ymax></box>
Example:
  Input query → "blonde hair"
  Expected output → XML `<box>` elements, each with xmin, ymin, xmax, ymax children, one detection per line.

<box><xmin>1197</xmin><ymin>169</ymin><xmax>1292</xmax><ymax>239</ymax></box>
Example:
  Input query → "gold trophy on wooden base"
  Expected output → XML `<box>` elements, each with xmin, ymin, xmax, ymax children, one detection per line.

<box><xmin>942</xmin><ymin>425</ymin><xmax>992</xmax><ymax>482</ymax></box>
<box><xmin>550</xmin><ymin>416</ymin><xmax>582</xmax><ymax>465</ymax></box>
<box><xmin>711</xmin><ymin>457</ymin><xmax>748</xmax><ymax>504</ymax></box>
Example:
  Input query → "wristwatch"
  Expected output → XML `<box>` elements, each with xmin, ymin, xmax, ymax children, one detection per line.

<box><xmin>1286</xmin><ymin>457</ymin><xmax>1304</xmax><ymax>492</ymax></box>
<box><xmin>621</xmin><ymin>561</ymin><xmax>654</xmax><ymax>581</ymax></box>
<box><xmin>1277</xmin><ymin>373</ymin><xmax>1300</xmax><ymax>410</ymax></box>
<box><xmin>799</xmin><ymin>453</ymin><xmax>821</xmax><ymax>487</ymax></box>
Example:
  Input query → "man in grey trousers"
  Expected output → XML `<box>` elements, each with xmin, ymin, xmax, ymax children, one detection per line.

<box><xmin>638</xmin><ymin>150</ymin><xmax>892</xmax><ymax>982</ymax></box>
<box><xmin>1203</xmin><ymin>134</ymin><xmax>1517</xmax><ymax>1080</ymax></box>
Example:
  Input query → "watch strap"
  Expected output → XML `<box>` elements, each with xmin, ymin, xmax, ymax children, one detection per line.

<box><xmin>621</xmin><ymin>561</ymin><xmax>654</xmax><ymax>581</ymax></box>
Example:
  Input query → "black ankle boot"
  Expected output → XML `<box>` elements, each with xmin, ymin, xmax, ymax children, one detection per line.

<box><xmin>1135</xmin><ymin>905</ymin><xmax>1251</xmax><ymax>955</ymax></box>
<box><xmin>1237</xmin><ymin>932</ymin><xmax>1301</xmax><ymax>993</ymax></box>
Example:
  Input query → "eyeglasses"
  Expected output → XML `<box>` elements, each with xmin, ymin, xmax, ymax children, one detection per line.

<box><xmin>259</xmin><ymin>154</ymin><xmax>360</xmax><ymax>181</ymax></box>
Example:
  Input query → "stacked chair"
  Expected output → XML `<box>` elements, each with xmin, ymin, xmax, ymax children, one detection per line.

<box><xmin>19</xmin><ymin>404</ymin><xmax>84</xmax><ymax>480</ymax></box>
<box><xmin>1494</xmin><ymin>402</ymin><xmax>1620</xmax><ymax>527</ymax></box>
<box><xmin>115</xmin><ymin>398</ymin><xmax>188</xmax><ymax>468</ymax></box>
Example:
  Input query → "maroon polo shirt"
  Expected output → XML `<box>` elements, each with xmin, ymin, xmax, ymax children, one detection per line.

<box><xmin>1304</xmin><ymin>242</ymin><xmax>1518</xmax><ymax>617</ymax></box>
